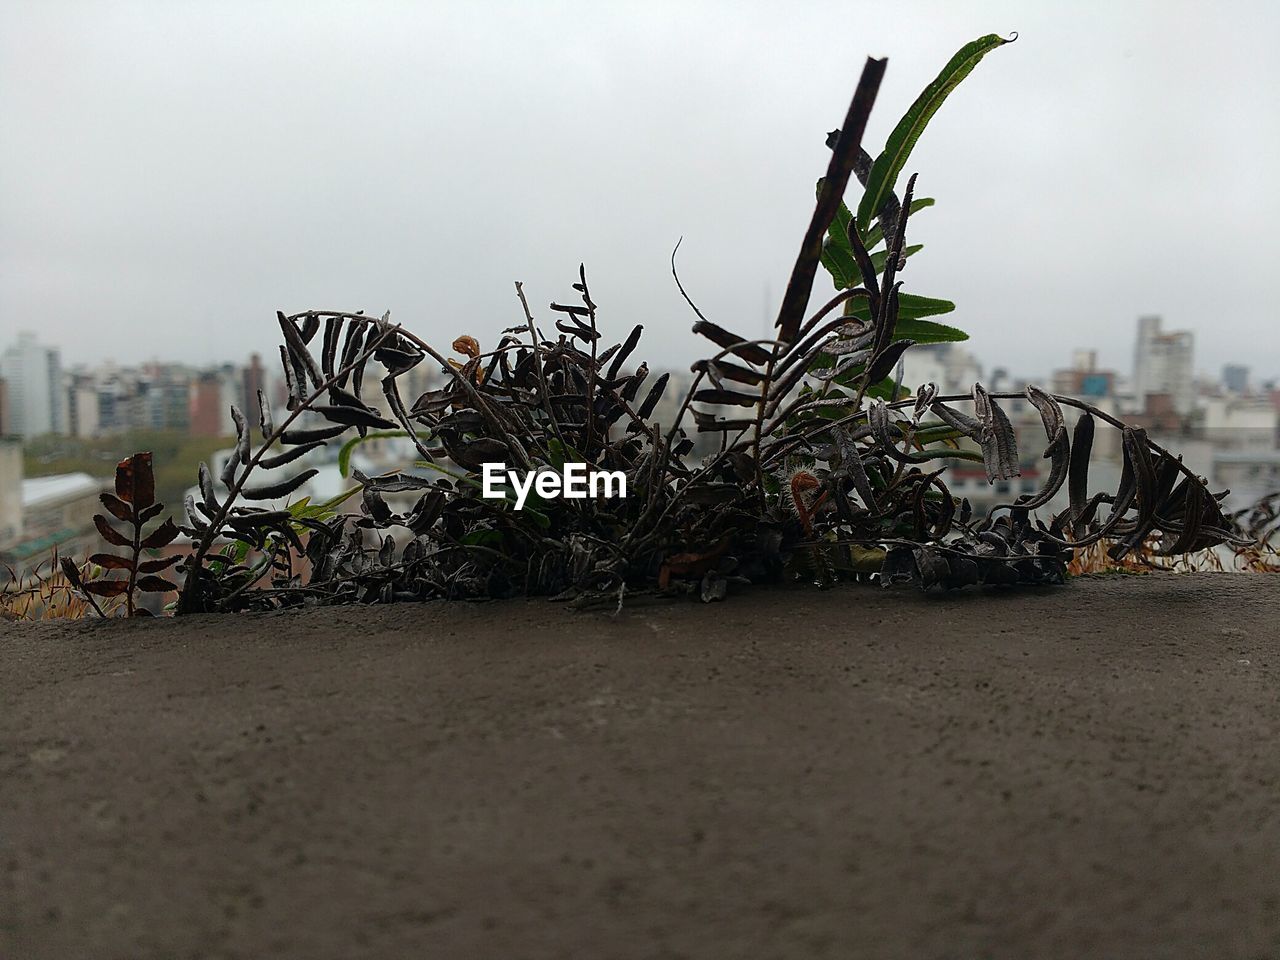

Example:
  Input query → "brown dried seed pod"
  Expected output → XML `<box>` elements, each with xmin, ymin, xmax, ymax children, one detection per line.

<box><xmin>452</xmin><ymin>335</ymin><xmax>481</xmax><ymax>359</ymax></box>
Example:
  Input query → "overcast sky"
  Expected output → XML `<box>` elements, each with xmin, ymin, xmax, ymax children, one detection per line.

<box><xmin>4</xmin><ymin>0</ymin><xmax>1278</xmax><ymax>384</ymax></box>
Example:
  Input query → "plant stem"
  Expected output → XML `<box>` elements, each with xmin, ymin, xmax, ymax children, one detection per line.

<box><xmin>177</xmin><ymin>323</ymin><xmax>401</xmax><ymax>614</ymax></box>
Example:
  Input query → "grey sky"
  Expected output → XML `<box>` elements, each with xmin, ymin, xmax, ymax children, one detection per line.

<box><xmin>4</xmin><ymin>0</ymin><xmax>1278</xmax><ymax>383</ymax></box>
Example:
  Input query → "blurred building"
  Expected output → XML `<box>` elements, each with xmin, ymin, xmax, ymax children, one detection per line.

<box><xmin>0</xmin><ymin>470</ymin><xmax>107</xmax><ymax>577</ymax></box>
<box><xmin>66</xmin><ymin>372</ymin><xmax>101</xmax><ymax>438</ymax></box>
<box><xmin>1222</xmin><ymin>364</ymin><xmax>1250</xmax><ymax>395</ymax></box>
<box><xmin>0</xmin><ymin>332</ymin><xmax>64</xmax><ymax>438</ymax></box>
<box><xmin>1128</xmin><ymin>392</ymin><xmax>1188</xmax><ymax>436</ymax></box>
<box><xmin>242</xmin><ymin>353</ymin><xmax>266</xmax><ymax>420</ymax></box>
<box><xmin>0</xmin><ymin>437</ymin><xmax>22</xmax><ymax>550</ymax></box>
<box><xmin>149</xmin><ymin>363</ymin><xmax>192</xmax><ymax>432</ymax></box>
<box><xmin>189</xmin><ymin>373</ymin><xmax>226</xmax><ymax>437</ymax></box>
<box><xmin>77</xmin><ymin>362</ymin><xmax>196</xmax><ymax>435</ymax></box>
<box><xmin>1050</xmin><ymin>349</ymin><xmax>1117</xmax><ymax>401</ymax></box>
<box><xmin>899</xmin><ymin>342</ymin><xmax>982</xmax><ymax>396</ymax></box>
<box><xmin>1199</xmin><ymin>395</ymin><xmax>1278</xmax><ymax>451</ymax></box>
<box><xmin>1133</xmin><ymin>315</ymin><xmax>1194</xmax><ymax>416</ymax></box>
<box><xmin>1212</xmin><ymin>450</ymin><xmax>1280</xmax><ymax>514</ymax></box>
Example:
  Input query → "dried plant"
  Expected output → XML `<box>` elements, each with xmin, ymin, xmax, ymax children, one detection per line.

<box><xmin>1068</xmin><ymin>488</ymin><xmax>1278</xmax><ymax>575</ymax></box>
<box><xmin>61</xmin><ymin>453</ymin><xmax>181</xmax><ymax>616</ymax></box>
<box><xmin>148</xmin><ymin>36</ymin><xmax>1254</xmax><ymax>614</ymax></box>
<box><xmin>1231</xmin><ymin>491</ymin><xmax>1280</xmax><ymax>546</ymax></box>
<box><xmin>1224</xmin><ymin>492</ymin><xmax>1278</xmax><ymax>572</ymax></box>
<box><xmin>3</xmin><ymin>552</ymin><xmax>125</xmax><ymax>621</ymax></box>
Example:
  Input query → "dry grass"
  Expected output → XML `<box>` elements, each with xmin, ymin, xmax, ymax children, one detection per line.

<box><xmin>1068</xmin><ymin>536</ymin><xmax>1280</xmax><ymax>577</ymax></box>
<box><xmin>1</xmin><ymin>553</ymin><xmax>124</xmax><ymax>621</ymax></box>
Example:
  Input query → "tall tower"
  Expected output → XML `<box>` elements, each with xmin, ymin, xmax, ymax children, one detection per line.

<box><xmin>1132</xmin><ymin>315</ymin><xmax>1160</xmax><ymax>401</ymax></box>
<box><xmin>243</xmin><ymin>353</ymin><xmax>266</xmax><ymax>421</ymax></box>
<box><xmin>0</xmin><ymin>332</ymin><xmax>64</xmax><ymax>438</ymax></box>
<box><xmin>1132</xmin><ymin>315</ymin><xmax>1194</xmax><ymax>416</ymax></box>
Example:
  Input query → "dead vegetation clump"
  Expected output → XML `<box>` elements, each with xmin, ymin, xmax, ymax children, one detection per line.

<box><xmin>38</xmin><ymin>37</ymin><xmax>1263</xmax><ymax>619</ymax></box>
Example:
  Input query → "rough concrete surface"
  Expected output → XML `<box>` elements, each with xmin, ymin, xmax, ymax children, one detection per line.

<box><xmin>2</xmin><ymin>572</ymin><xmax>1279</xmax><ymax>960</ymax></box>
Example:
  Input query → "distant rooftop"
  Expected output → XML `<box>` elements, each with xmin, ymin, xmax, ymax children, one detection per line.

<box><xmin>1213</xmin><ymin>450</ymin><xmax>1280</xmax><ymax>465</ymax></box>
<box><xmin>22</xmin><ymin>472</ymin><xmax>103</xmax><ymax>508</ymax></box>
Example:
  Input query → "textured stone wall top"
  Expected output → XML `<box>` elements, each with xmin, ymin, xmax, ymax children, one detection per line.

<box><xmin>3</xmin><ymin>573</ymin><xmax>1278</xmax><ymax>959</ymax></box>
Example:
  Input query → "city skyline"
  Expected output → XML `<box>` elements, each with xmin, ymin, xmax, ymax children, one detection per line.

<box><xmin>11</xmin><ymin>306</ymin><xmax>1280</xmax><ymax>389</ymax></box>
<box><xmin>4</xmin><ymin>1</ymin><xmax>1278</xmax><ymax>381</ymax></box>
<box><xmin>4</xmin><ymin>309</ymin><xmax>1277</xmax><ymax>445</ymax></box>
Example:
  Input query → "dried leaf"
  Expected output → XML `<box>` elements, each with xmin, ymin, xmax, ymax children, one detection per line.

<box><xmin>257</xmin><ymin>389</ymin><xmax>274</xmax><ymax>439</ymax></box>
<box><xmin>692</xmin><ymin>388</ymin><xmax>760</xmax><ymax>407</ymax></box>
<box><xmin>115</xmin><ymin>452</ymin><xmax>155</xmax><ymax>508</ymax></box>
<box><xmin>259</xmin><ymin>440</ymin><xmax>326</xmax><ymax>470</ymax></box>
<box><xmin>136</xmin><ymin>575</ymin><xmax>178</xmax><ymax>593</ymax></box>
<box><xmin>140</xmin><ymin>518</ymin><xmax>180</xmax><ymax>550</ymax></box>
<box><xmin>280</xmin><ymin>424</ymin><xmax>348</xmax><ymax>445</ymax></box>
<box><xmin>240</xmin><ymin>469</ymin><xmax>318</xmax><ymax>502</ymax></box>
<box><xmin>691</xmin><ymin>320</ymin><xmax>772</xmax><ymax>366</ymax></box>
<box><xmin>198</xmin><ymin>462</ymin><xmax>221</xmax><ymax>514</ymax></box>
<box><xmin>88</xmin><ymin>553</ymin><xmax>135</xmax><ymax>571</ymax></box>
<box><xmin>972</xmin><ymin>384</ymin><xmax>1019</xmax><ymax>482</ymax></box>
<box><xmin>138</xmin><ymin>555</ymin><xmax>181</xmax><ymax>574</ymax></box>
<box><xmin>313</xmin><ymin>404</ymin><xmax>398</xmax><ymax>430</ymax></box>
<box><xmin>1066</xmin><ymin>413</ymin><xmax>1095</xmax><ymax>535</ymax></box>
<box><xmin>606</xmin><ymin>324</ymin><xmax>643</xmax><ymax>381</ymax></box>
<box><xmin>99</xmin><ymin>493</ymin><xmax>132</xmax><ymax>523</ymax></box>
<box><xmin>94</xmin><ymin>514</ymin><xmax>131</xmax><ymax>548</ymax></box>
<box><xmin>83</xmin><ymin>578</ymin><xmax>131</xmax><ymax>597</ymax></box>
<box><xmin>866</xmin><ymin>339</ymin><xmax>916</xmax><ymax>384</ymax></box>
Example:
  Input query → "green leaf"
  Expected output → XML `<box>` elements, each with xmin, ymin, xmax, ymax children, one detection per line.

<box><xmin>461</xmin><ymin>528</ymin><xmax>504</xmax><ymax>547</ymax></box>
<box><xmin>816</xmin><ymin>185</ymin><xmax>859</xmax><ymax>289</ymax></box>
<box><xmin>865</xmin><ymin>377</ymin><xmax>908</xmax><ymax>401</ymax></box>
<box><xmin>337</xmin><ymin>430</ymin><xmax>411</xmax><ymax>478</ymax></box>
<box><xmin>856</xmin><ymin>33</ymin><xmax>1013</xmax><ymax>231</ymax></box>
<box><xmin>285</xmin><ymin>487</ymin><xmax>360</xmax><ymax>532</ymax></box>
<box><xmin>847</xmin><ymin>545</ymin><xmax>887</xmax><ymax>574</ymax></box>
<box><xmin>416</xmin><ymin>460</ymin><xmax>478</xmax><ymax>488</ymax></box>
<box><xmin>545</xmin><ymin>438</ymin><xmax>586</xmax><ymax>470</ymax></box>
<box><xmin>845</xmin><ymin>293</ymin><xmax>956</xmax><ymax>321</ymax></box>
<box><xmin>819</xmin><ymin>190</ymin><xmax>926</xmax><ymax>289</ymax></box>
<box><xmin>821</xmin><ymin>232</ymin><xmax>923</xmax><ymax>289</ymax></box>
<box><xmin>820</xmin><ymin>236</ymin><xmax>859</xmax><ymax>289</ymax></box>
<box><xmin>521</xmin><ymin>504</ymin><xmax>552</xmax><ymax>529</ymax></box>
<box><xmin>806</xmin><ymin>355</ymin><xmax>835</xmax><ymax>375</ymax></box>
<box><xmin>911</xmin><ymin>423</ymin><xmax>966</xmax><ymax>445</ymax></box>
<box><xmin>906</xmin><ymin>448</ymin><xmax>986</xmax><ymax>465</ymax></box>
<box><xmin>822</xmin><ymin>363</ymin><xmax>907</xmax><ymax>401</ymax></box>
<box><xmin>864</xmin><ymin>197</ymin><xmax>934</xmax><ymax>250</ymax></box>
<box><xmin>891</xmin><ymin>318</ymin><xmax>969</xmax><ymax>343</ymax></box>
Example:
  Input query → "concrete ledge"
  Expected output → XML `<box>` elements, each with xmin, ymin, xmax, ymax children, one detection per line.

<box><xmin>3</xmin><ymin>573</ymin><xmax>1278</xmax><ymax>959</ymax></box>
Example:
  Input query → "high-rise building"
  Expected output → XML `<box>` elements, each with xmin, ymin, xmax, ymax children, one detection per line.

<box><xmin>243</xmin><ymin>353</ymin><xmax>266</xmax><ymax>422</ymax></box>
<box><xmin>155</xmin><ymin>367</ymin><xmax>192</xmax><ymax>432</ymax></box>
<box><xmin>0</xmin><ymin>332</ymin><xmax>64</xmax><ymax>438</ymax></box>
<box><xmin>189</xmin><ymin>373</ymin><xmax>226</xmax><ymax>437</ymax></box>
<box><xmin>1222</xmin><ymin>364</ymin><xmax>1249</xmax><ymax>395</ymax></box>
<box><xmin>1133</xmin><ymin>315</ymin><xmax>1193</xmax><ymax>416</ymax></box>
<box><xmin>66</xmin><ymin>373</ymin><xmax>101</xmax><ymax>438</ymax></box>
